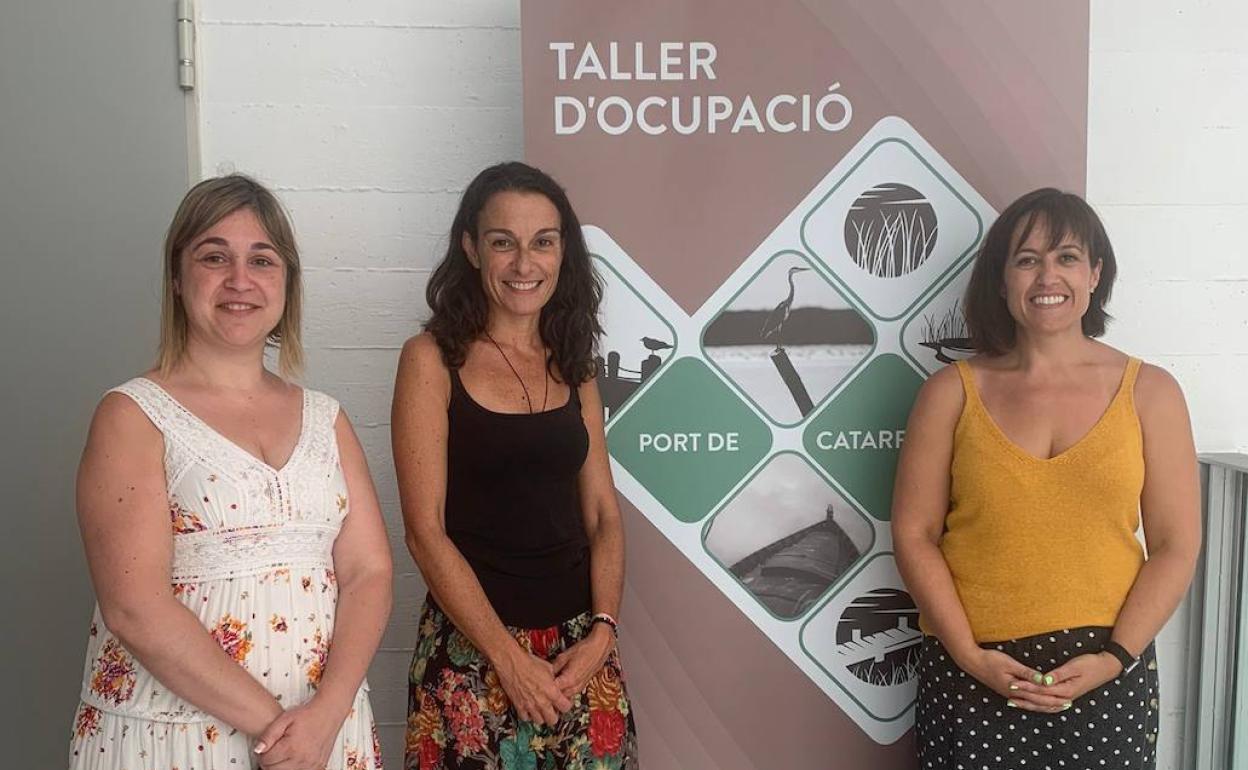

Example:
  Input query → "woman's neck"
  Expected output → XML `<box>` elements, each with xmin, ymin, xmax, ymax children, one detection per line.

<box><xmin>485</xmin><ymin>313</ymin><xmax>544</xmax><ymax>354</ymax></box>
<box><xmin>168</xmin><ymin>336</ymin><xmax>272</xmax><ymax>392</ymax></box>
<box><xmin>1008</xmin><ymin>328</ymin><xmax>1099</xmax><ymax>374</ymax></box>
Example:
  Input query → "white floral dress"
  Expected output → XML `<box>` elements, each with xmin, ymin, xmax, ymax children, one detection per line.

<box><xmin>69</xmin><ymin>377</ymin><xmax>382</xmax><ymax>770</ymax></box>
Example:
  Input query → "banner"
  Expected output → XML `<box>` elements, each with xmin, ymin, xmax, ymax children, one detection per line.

<box><xmin>523</xmin><ymin>1</ymin><xmax>1088</xmax><ymax>762</ymax></box>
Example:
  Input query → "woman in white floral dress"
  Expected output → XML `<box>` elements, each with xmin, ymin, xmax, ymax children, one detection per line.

<box><xmin>70</xmin><ymin>175</ymin><xmax>392</xmax><ymax>770</ymax></box>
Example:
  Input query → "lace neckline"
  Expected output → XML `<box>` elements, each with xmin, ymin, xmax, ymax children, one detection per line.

<box><xmin>137</xmin><ymin>377</ymin><xmax>312</xmax><ymax>476</ymax></box>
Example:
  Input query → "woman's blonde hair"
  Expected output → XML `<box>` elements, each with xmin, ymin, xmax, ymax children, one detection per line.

<box><xmin>157</xmin><ymin>174</ymin><xmax>304</xmax><ymax>378</ymax></box>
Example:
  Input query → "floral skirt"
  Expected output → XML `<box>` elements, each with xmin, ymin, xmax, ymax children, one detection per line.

<box><xmin>405</xmin><ymin>599</ymin><xmax>638</xmax><ymax>770</ymax></box>
<box><xmin>916</xmin><ymin>626</ymin><xmax>1159</xmax><ymax>770</ymax></box>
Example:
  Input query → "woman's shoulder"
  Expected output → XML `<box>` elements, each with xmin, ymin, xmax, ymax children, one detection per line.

<box><xmin>1084</xmin><ymin>342</ymin><xmax>1176</xmax><ymax>392</ymax></box>
<box><xmin>1084</xmin><ymin>343</ymin><xmax>1186</xmax><ymax>413</ymax></box>
<box><xmin>397</xmin><ymin>332</ymin><xmax>453</xmax><ymax>397</ymax></box>
<box><xmin>401</xmin><ymin>332</ymin><xmax>449</xmax><ymax>367</ymax></box>
<box><xmin>99</xmin><ymin>371</ymin><xmax>167</xmax><ymax>416</ymax></box>
<box><xmin>920</xmin><ymin>360</ymin><xmax>968</xmax><ymax>396</ymax></box>
<box><xmin>1097</xmin><ymin>353</ymin><xmax>1193</xmax><ymax>444</ymax></box>
<box><xmin>89</xmin><ymin>375</ymin><xmax>166</xmax><ymax>444</ymax></box>
<box><xmin>298</xmin><ymin>384</ymin><xmax>342</xmax><ymax>426</ymax></box>
<box><xmin>79</xmin><ymin>381</ymin><xmax>167</xmax><ymax>500</ymax></box>
<box><xmin>108</xmin><ymin>370</ymin><xmax>162</xmax><ymax>396</ymax></box>
<box><xmin>1131</xmin><ymin>359</ymin><xmax>1187</xmax><ymax>415</ymax></box>
<box><xmin>910</xmin><ymin>361</ymin><xmax>968</xmax><ymax>421</ymax></box>
<box><xmin>1128</xmin><ymin>356</ymin><xmax>1180</xmax><ymax>392</ymax></box>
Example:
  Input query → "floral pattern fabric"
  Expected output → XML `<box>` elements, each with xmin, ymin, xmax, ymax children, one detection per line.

<box><xmin>69</xmin><ymin>378</ymin><xmax>381</xmax><ymax>770</ymax></box>
<box><xmin>406</xmin><ymin>601</ymin><xmax>638</xmax><ymax>770</ymax></box>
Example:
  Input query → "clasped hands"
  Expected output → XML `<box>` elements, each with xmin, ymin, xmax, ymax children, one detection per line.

<box><xmin>253</xmin><ymin>697</ymin><xmax>347</xmax><ymax>770</ymax></box>
<box><xmin>494</xmin><ymin>623</ymin><xmax>615</xmax><ymax>726</ymax></box>
<box><xmin>960</xmin><ymin>647</ymin><xmax>1125</xmax><ymax>713</ymax></box>
<box><xmin>248</xmin><ymin>625</ymin><xmax>616</xmax><ymax>765</ymax></box>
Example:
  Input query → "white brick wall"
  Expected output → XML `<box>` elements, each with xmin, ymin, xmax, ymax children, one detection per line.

<box><xmin>197</xmin><ymin>2</ymin><xmax>522</xmax><ymax>762</ymax></box>
<box><xmin>1090</xmin><ymin>2</ymin><xmax>1248</xmax><ymax>460</ymax></box>
<box><xmin>1090</xmin><ymin>5</ymin><xmax>1248</xmax><ymax>767</ymax></box>
<box><xmin>195</xmin><ymin>1</ymin><xmax>1248</xmax><ymax>767</ymax></box>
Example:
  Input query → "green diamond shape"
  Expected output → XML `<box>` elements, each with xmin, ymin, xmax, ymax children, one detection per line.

<box><xmin>803</xmin><ymin>354</ymin><xmax>923</xmax><ymax>521</ymax></box>
<box><xmin>608</xmin><ymin>357</ymin><xmax>772</xmax><ymax>523</ymax></box>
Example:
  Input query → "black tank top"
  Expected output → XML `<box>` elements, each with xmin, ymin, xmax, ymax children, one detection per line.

<box><xmin>442</xmin><ymin>368</ymin><xmax>592</xmax><ymax>628</ymax></box>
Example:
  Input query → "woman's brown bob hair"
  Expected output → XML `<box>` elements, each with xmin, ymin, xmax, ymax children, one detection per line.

<box><xmin>964</xmin><ymin>188</ymin><xmax>1116</xmax><ymax>356</ymax></box>
<box><xmin>157</xmin><ymin>174</ymin><xmax>304</xmax><ymax>378</ymax></box>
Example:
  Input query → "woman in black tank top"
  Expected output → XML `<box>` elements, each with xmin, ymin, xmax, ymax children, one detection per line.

<box><xmin>392</xmin><ymin>162</ymin><xmax>638</xmax><ymax>769</ymax></box>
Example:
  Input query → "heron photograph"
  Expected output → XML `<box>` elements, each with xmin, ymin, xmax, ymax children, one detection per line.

<box><xmin>703</xmin><ymin>254</ymin><xmax>874</xmax><ymax>424</ymax></box>
<box><xmin>702</xmin><ymin>453</ymin><xmax>875</xmax><ymax>620</ymax></box>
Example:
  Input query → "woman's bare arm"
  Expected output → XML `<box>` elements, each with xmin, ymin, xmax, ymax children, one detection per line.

<box><xmin>575</xmin><ymin>378</ymin><xmax>625</xmax><ymax>622</ymax></box>
<box><xmin>77</xmin><ymin>393</ymin><xmax>282</xmax><ymax>735</ymax></box>
<box><xmin>1108</xmin><ymin>364</ymin><xmax>1202</xmax><ymax>657</ymax></box>
<box><xmin>310</xmin><ymin>411</ymin><xmax>393</xmax><ymax>715</ymax></box>
<box><xmin>548</xmin><ymin>379</ymin><xmax>625</xmax><ymax>696</ymax></box>
<box><xmin>891</xmin><ymin>367</ymin><xmax>979</xmax><ymax>663</ymax></box>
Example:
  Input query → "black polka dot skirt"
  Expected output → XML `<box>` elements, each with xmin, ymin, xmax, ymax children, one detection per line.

<box><xmin>916</xmin><ymin>627</ymin><xmax>1159</xmax><ymax>770</ymax></box>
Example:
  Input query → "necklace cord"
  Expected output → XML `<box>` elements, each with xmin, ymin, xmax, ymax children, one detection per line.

<box><xmin>484</xmin><ymin>332</ymin><xmax>549</xmax><ymax>414</ymax></box>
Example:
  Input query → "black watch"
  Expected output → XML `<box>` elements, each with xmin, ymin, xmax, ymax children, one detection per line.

<box><xmin>1101</xmin><ymin>640</ymin><xmax>1140</xmax><ymax>675</ymax></box>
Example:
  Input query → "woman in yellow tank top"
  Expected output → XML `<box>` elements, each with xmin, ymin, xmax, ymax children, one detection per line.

<box><xmin>893</xmin><ymin>189</ymin><xmax>1201</xmax><ymax>770</ymax></box>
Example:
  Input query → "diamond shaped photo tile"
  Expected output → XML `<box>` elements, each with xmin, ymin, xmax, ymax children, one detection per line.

<box><xmin>800</xmin><ymin>553</ymin><xmax>920</xmax><ymax>722</ymax></box>
<box><xmin>702</xmin><ymin>452</ymin><xmax>875</xmax><ymax>621</ymax></box>
<box><xmin>607</xmin><ymin>357</ymin><xmax>772</xmax><ymax>524</ymax></box>
<box><xmin>901</xmin><ymin>259</ymin><xmax>976</xmax><ymax>376</ymax></box>
<box><xmin>801</xmin><ymin>134</ymin><xmax>989</xmax><ymax>322</ymax></box>
<box><xmin>802</xmin><ymin>353</ymin><xmax>925</xmax><ymax>522</ymax></box>
<box><xmin>702</xmin><ymin>251</ymin><xmax>876</xmax><ymax>427</ymax></box>
<box><xmin>592</xmin><ymin>255</ymin><xmax>679</xmax><ymax>422</ymax></box>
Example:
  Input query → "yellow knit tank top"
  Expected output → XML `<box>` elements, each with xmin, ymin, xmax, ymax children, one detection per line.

<box><xmin>928</xmin><ymin>358</ymin><xmax>1146</xmax><ymax>643</ymax></box>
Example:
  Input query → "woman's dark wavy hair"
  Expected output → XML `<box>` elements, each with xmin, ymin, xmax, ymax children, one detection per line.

<box><xmin>964</xmin><ymin>188</ymin><xmax>1117</xmax><ymax>356</ymax></box>
<box><xmin>424</xmin><ymin>162</ymin><xmax>603</xmax><ymax>385</ymax></box>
